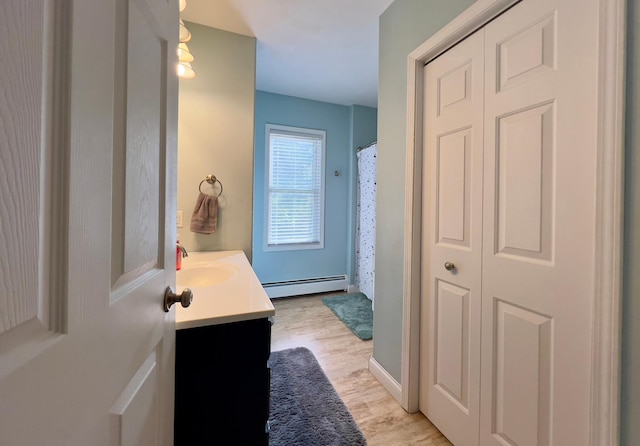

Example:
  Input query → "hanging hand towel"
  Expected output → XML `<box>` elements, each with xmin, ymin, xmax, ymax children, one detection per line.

<box><xmin>190</xmin><ymin>192</ymin><xmax>218</xmax><ymax>234</ymax></box>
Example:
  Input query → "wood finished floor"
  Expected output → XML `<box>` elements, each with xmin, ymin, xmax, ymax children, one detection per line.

<box><xmin>270</xmin><ymin>293</ymin><xmax>452</xmax><ymax>446</ymax></box>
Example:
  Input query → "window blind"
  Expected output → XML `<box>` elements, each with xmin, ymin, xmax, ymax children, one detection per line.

<box><xmin>267</xmin><ymin>126</ymin><xmax>325</xmax><ymax>248</ymax></box>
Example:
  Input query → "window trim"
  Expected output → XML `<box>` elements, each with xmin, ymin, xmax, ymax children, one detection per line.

<box><xmin>263</xmin><ymin>124</ymin><xmax>326</xmax><ymax>252</ymax></box>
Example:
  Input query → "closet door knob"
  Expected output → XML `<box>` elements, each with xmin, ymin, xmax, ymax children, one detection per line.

<box><xmin>164</xmin><ymin>286</ymin><xmax>193</xmax><ymax>312</ymax></box>
<box><xmin>444</xmin><ymin>262</ymin><xmax>456</xmax><ymax>271</ymax></box>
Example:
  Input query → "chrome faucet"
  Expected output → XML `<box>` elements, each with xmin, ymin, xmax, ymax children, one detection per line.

<box><xmin>177</xmin><ymin>242</ymin><xmax>189</xmax><ymax>258</ymax></box>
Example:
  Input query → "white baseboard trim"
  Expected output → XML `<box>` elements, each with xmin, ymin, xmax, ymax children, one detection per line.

<box><xmin>263</xmin><ymin>276</ymin><xmax>347</xmax><ymax>299</ymax></box>
<box><xmin>368</xmin><ymin>356</ymin><xmax>402</xmax><ymax>404</ymax></box>
<box><xmin>347</xmin><ymin>284</ymin><xmax>360</xmax><ymax>293</ymax></box>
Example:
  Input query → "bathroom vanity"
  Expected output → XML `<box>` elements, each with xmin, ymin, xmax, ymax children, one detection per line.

<box><xmin>173</xmin><ymin>251</ymin><xmax>275</xmax><ymax>445</ymax></box>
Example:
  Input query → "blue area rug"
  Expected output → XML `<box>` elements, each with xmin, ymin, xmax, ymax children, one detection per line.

<box><xmin>269</xmin><ymin>347</ymin><xmax>366</xmax><ymax>445</ymax></box>
<box><xmin>322</xmin><ymin>293</ymin><xmax>373</xmax><ymax>340</ymax></box>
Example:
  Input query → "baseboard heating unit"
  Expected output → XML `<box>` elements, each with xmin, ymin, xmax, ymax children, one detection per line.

<box><xmin>262</xmin><ymin>275</ymin><xmax>348</xmax><ymax>299</ymax></box>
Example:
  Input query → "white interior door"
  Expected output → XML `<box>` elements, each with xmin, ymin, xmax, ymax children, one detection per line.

<box><xmin>480</xmin><ymin>0</ymin><xmax>598</xmax><ymax>444</ymax></box>
<box><xmin>420</xmin><ymin>0</ymin><xmax>600</xmax><ymax>444</ymax></box>
<box><xmin>0</xmin><ymin>0</ymin><xmax>179</xmax><ymax>444</ymax></box>
<box><xmin>420</xmin><ymin>30</ymin><xmax>485</xmax><ymax>446</ymax></box>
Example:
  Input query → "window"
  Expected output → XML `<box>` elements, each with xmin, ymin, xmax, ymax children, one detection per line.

<box><xmin>265</xmin><ymin>124</ymin><xmax>325</xmax><ymax>251</ymax></box>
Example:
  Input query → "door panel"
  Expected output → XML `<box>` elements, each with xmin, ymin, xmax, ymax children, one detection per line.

<box><xmin>493</xmin><ymin>301</ymin><xmax>552</xmax><ymax>446</ymax></box>
<box><xmin>0</xmin><ymin>0</ymin><xmax>67</xmax><ymax>379</ymax></box>
<box><xmin>420</xmin><ymin>30</ymin><xmax>484</xmax><ymax>446</ymax></box>
<box><xmin>481</xmin><ymin>0</ymin><xmax>598</xmax><ymax>445</ymax></box>
<box><xmin>435</xmin><ymin>280</ymin><xmax>470</xmax><ymax>410</ymax></box>
<box><xmin>497</xmin><ymin>14</ymin><xmax>556</xmax><ymax>92</ymax></box>
<box><xmin>113</xmin><ymin>0</ymin><xmax>167</xmax><ymax>293</ymax></box>
<box><xmin>123</xmin><ymin>0</ymin><xmax>163</xmax><ymax>273</ymax></box>
<box><xmin>437</xmin><ymin>128</ymin><xmax>472</xmax><ymax>247</ymax></box>
<box><xmin>109</xmin><ymin>350</ymin><xmax>160</xmax><ymax>446</ymax></box>
<box><xmin>439</xmin><ymin>62</ymin><xmax>473</xmax><ymax>114</ymax></box>
<box><xmin>0</xmin><ymin>0</ymin><xmax>178</xmax><ymax>443</ymax></box>
<box><xmin>111</xmin><ymin>0</ymin><xmax>169</xmax><ymax>338</ymax></box>
<box><xmin>496</xmin><ymin>102</ymin><xmax>554</xmax><ymax>263</ymax></box>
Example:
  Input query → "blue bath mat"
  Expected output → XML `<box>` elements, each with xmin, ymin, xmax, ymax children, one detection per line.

<box><xmin>322</xmin><ymin>293</ymin><xmax>373</xmax><ymax>340</ymax></box>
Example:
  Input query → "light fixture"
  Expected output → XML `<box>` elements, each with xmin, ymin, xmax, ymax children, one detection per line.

<box><xmin>179</xmin><ymin>19</ymin><xmax>191</xmax><ymax>43</ymax></box>
<box><xmin>177</xmin><ymin>43</ymin><xmax>194</xmax><ymax>63</ymax></box>
<box><xmin>177</xmin><ymin>2</ymin><xmax>195</xmax><ymax>79</ymax></box>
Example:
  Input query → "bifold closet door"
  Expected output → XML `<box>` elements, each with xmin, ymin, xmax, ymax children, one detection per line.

<box><xmin>419</xmin><ymin>30</ymin><xmax>485</xmax><ymax>446</ymax></box>
<box><xmin>480</xmin><ymin>0</ymin><xmax>599</xmax><ymax>445</ymax></box>
<box><xmin>420</xmin><ymin>0</ymin><xmax>600</xmax><ymax>444</ymax></box>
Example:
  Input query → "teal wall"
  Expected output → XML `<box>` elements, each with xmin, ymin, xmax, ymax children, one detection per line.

<box><xmin>252</xmin><ymin>91</ymin><xmax>376</xmax><ymax>284</ymax></box>
<box><xmin>347</xmin><ymin>105</ymin><xmax>378</xmax><ymax>287</ymax></box>
<box><xmin>622</xmin><ymin>1</ymin><xmax>640</xmax><ymax>444</ymax></box>
<box><xmin>350</xmin><ymin>105</ymin><xmax>378</xmax><ymax>150</ymax></box>
<box><xmin>375</xmin><ymin>0</ymin><xmax>475</xmax><ymax>382</ymax></box>
<box><xmin>376</xmin><ymin>1</ymin><xmax>638</xmax><ymax>443</ymax></box>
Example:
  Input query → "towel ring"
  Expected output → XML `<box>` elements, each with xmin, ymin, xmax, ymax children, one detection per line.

<box><xmin>199</xmin><ymin>174</ymin><xmax>223</xmax><ymax>197</ymax></box>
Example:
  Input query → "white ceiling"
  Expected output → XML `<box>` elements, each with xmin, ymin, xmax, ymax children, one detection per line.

<box><xmin>181</xmin><ymin>0</ymin><xmax>394</xmax><ymax>108</ymax></box>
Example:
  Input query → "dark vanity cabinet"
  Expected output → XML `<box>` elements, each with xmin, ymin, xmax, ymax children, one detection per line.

<box><xmin>174</xmin><ymin>317</ymin><xmax>272</xmax><ymax>445</ymax></box>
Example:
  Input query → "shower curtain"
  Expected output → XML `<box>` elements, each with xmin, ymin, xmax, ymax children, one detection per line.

<box><xmin>355</xmin><ymin>143</ymin><xmax>377</xmax><ymax>306</ymax></box>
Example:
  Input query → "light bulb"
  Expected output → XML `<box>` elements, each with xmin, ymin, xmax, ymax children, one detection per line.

<box><xmin>177</xmin><ymin>62</ymin><xmax>196</xmax><ymax>79</ymax></box>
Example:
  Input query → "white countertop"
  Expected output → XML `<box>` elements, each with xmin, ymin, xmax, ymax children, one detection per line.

<box><xmin>175</xmin><ymin>250</ymin><xmax>275</xmax><ymax>330</ymax></box>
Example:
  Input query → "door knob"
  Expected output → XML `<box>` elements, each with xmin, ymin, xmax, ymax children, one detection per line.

<box><xmin>164</xmin><ymin>286</ymin><xmax>193</xmax><ymax>312</ymax></box>
<box><xmin>444</xmin><ymin>262</ymin><xmax>456</xmax><ymax>271</ymax></box>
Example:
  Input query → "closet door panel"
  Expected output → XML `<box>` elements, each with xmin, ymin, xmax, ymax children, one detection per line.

<box><xmin>434</xmin><ymin>279</ymin><xmax>470</xmax><ymax>408</ymax></box>
<box><xmin>494</xmin><ymin>301</ymin><xmax>552</xmax><ymax>446</ymax></box>
<box><xmin>439</xmin><ymin>61</ymin><xmax>473</xmax><ymax>114</ymax></box>
<box><xmin>420</xmin><ymin>30</ymin><xmax>484</xmax><ymax>446</ymax></box>
<box><xmin>496</xmin><ymin>102</ymin><xmax>554</xmax><ymax>263</ymax></box>
<box><xmin>481</xmin><ymin>0</ymin><xmax>598</xmax><ymax>445</ymax></box>
<box><xmin>437</xmin><ymin>128</ymin><xmax>472</xmax><ymax>248</ymax></box>
<box><xmin>497</xmin><ymin>14</ymin><xmax>556</xmax><ymax>92</ymax></box>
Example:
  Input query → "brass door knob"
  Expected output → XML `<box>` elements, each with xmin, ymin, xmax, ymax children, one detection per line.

<box><xmin>444</xmin><ymin>262</ymin><xmax>456</xmax><ymax>271</ymax></box>
<box><xmin>164</xmin><ymin>286</ymin><xmax>193</xmax><ymax>312</ymax></box>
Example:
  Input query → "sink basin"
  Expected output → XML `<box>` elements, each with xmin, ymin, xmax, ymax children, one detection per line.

<box><xmin>177</xmin><ymin>263</ymin><xmax>239</xmax><ymax>288</ymax></box>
